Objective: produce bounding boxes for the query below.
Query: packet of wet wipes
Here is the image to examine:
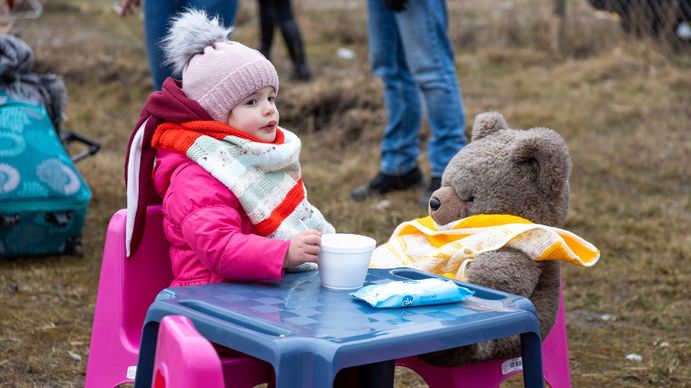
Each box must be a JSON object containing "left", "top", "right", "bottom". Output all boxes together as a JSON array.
[{"left": 350, "top": 278, "right": 474, "bottom": 308}]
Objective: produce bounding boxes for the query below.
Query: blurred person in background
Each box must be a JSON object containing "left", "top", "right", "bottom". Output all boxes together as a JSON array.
[
  {"left": 1, "top": 1, "right": 12, "bottom": 33},
  {"left": 117, "top": 0, "right": 238, "bottom": 90},
  {"left": 351, "top": 0, "right": 467, "bottom": 206},
  {"left": 256, "top": 0, "right": 311, "bottom": 81}
]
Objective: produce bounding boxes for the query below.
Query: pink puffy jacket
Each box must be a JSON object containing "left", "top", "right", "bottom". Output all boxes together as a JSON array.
[{"left": 152, "top": 149, "right": 289, "bottom": 287}]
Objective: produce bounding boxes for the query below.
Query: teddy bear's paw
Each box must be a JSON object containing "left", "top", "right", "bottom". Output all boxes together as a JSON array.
[
  {"left": 419, "top": 347, "right": 470, "bottom": 367},
  {"left": 419, "top": 341, "right": 495, "bottom": 367},
  {"left": 474, "top": 340, "right": 495, "bottom": 359}
]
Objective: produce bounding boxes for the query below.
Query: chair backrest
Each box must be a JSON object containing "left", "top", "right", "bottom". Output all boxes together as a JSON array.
[
  {"left": 152, "top": 315, "right": 225, "bottom": 388},
  {"left": 151, "top": 314, "right": 274, "bottom": 388},
  {"left": 85, "top": 206, "right": 172, "bottom": 387},
  {"left": 396, "top": 283, "right": 571, "bottom": 388},
  {"left": 121, "top": 206, "right": 173, "bottom": 345}
]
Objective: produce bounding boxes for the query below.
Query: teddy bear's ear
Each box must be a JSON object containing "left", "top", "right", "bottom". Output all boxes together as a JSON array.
[
  {"left": 472, "top": 111, "right": 509, "bottom": 141},
  {"left": 511, "top": 128, "right": 572, "bottom": 197}
]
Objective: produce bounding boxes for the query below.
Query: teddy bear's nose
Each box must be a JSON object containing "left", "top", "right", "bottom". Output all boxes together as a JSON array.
[{"left": 429, "top": 196, "right": 441, "bottom": 211}]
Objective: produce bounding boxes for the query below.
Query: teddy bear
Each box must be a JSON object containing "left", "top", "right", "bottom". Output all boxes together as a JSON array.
[
  {"left": 370, "top": 110, "right": 600, "bottom": 365},
  {"left": 417, "top": 111, "right": 573, "bottom": 366}
]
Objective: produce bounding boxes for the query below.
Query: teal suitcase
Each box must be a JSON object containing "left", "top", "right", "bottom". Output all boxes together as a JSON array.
[{"left": 0, "top": 94, "right": 94, "bottom": 257}]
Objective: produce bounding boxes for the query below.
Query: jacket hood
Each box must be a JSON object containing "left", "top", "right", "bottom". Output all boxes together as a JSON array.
[
  {"left": 140, "top": 77, "right": 213, "bottom": 125},
  {"left": 125, "top": 77, "right": 213, "bottom": 256}
]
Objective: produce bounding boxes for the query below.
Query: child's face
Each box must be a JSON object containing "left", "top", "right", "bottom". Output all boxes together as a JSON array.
[{"left": 227, "top": 86, "right": 279, "bottom": 142}]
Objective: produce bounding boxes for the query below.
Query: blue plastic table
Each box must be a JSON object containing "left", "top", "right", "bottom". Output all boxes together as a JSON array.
[{"left": 134, "top": 268, "right": 544, "bottom": 387}]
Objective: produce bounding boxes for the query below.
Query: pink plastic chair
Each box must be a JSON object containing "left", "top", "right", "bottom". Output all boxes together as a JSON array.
[
  {"left": 396, "top": 284, "right": 571, "bottom": 388},
  {"left": 85, "top": 206, "right": 272, "bottom": 387},
  {"left": 152, "top": 315, "right": 272, "bottom": 388},
  {"left": 152, "top": 315, "right": 225, "bottom": 388}
]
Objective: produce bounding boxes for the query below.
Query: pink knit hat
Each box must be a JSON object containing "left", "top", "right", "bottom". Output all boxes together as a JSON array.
[
  {"left": 163, "top": 10, "right": 279, "bottom": 122},
  {"left": 182, "top": 41, "right": 279, "bottom": 122}
]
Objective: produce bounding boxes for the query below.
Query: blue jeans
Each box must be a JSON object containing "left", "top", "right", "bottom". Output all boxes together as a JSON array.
[
  {"left": 144, "top": 0, "right": 238, "bottom": 90},
  {"left": 367, "top": 0, "right": 466, "bottom": 177}
]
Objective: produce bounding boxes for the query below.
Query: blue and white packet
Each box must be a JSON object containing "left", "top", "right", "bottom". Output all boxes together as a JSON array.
[{"left": 350, "top": 278, "right": 474, "bottom": 308}]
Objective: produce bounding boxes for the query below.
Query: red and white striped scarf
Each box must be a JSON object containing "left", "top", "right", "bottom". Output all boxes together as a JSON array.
[{"left": 151, "top": 120, "right": 334, "bottom": 239}]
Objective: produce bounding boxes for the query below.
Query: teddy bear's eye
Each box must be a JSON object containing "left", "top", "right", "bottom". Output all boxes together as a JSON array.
[{"left": 462, "top": 195, "right": 474, "bottom": 202}]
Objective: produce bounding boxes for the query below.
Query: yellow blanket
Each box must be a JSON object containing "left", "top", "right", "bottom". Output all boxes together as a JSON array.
[{"left": 370, "top": 214, "right": 600, "bottom": 281}]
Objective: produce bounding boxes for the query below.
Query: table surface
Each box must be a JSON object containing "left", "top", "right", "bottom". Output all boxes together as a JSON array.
[{"left": 136, "top": 268, "right": 543, "bottom": 387}]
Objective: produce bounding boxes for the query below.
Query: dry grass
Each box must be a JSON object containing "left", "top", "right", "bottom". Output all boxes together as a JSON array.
[{"left": 0, "top": 0, "right": 689, "bottom": 386}]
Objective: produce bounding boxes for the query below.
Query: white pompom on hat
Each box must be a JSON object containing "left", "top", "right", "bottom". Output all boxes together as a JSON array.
[{"left": 162, "top": 9, "right": 279, "bottom": 122}]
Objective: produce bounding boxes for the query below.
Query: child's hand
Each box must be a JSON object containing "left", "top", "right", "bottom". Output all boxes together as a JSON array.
[
  {"left": 115, "top": 0, "right": 140, "bottom": 17},
  {"left": 285, "top": 229, "right": 321, "bottom": 268}
]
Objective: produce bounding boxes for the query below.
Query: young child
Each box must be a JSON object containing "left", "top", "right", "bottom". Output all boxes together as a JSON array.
[{"left": 124, "top": 10, "right": 334, "bottom": 287}]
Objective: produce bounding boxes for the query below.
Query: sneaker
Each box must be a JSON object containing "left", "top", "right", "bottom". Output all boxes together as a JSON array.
[
  {"left": 351, "top": 167, "right": 423, "bottom": 201},
  {"left": 419, "top": 176, "right": 442, "bottom": 207}
]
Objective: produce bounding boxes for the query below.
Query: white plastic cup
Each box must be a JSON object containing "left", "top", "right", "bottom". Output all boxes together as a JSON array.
[{"left": 318, "top": 233, "right": 376, "bottom": 290}]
